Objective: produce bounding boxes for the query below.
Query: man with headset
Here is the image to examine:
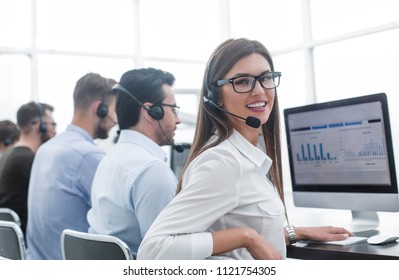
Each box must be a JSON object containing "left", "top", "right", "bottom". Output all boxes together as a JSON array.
[
  {"left": 0, "top": 119, "right": 20, "bottom": 158},
  {"left": 0, "top": 102, "right": 56, "bottom": 235},
  {"left": 26, "top": 73, "right": 118, "bottom": 259},
  {"left": 87, "top": 68, "right": 181, "bottom": 259}
]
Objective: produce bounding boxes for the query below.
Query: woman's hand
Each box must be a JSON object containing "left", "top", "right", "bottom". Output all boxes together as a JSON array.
[
  {"left": 246, "top": 231, "right": 283, "bottom": 260},
  {"left": 295, "top": 226, "right": 353, "bottom": 242}
]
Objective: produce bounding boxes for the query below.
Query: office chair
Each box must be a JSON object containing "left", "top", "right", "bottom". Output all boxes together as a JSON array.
[
  {"left": 0, "top": 220, "right": 27, "bottom": 260},
  {"left": 61, "top": 229, "right": 133, "bottom": 260},
  {"left": 0, "top": 208, "right": 22, "bottom": 227}
]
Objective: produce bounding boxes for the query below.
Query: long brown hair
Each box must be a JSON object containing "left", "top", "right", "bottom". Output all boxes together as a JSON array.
[{"left": 176, "top": 38, "right": 284, "bottom": 204}]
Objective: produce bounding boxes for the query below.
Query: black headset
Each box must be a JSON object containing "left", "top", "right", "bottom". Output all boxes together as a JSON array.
[
  {"left": 146, "top": 104, "right": 164, "bottom": 121},
  {"left": 3, "top": 137, "right": 11, "bottom": 146},
  {"left": 3, "top": 129, "right": 18, "bottom": 146},
  {"left": 112, "top": 83, "right": 184, "bottom": 152},
  {"left": 36, "top": 103, "right": 47, "bottom": 134},
  {"left": 203, "top": 41, "right": 231, "bottom": 106},
  {"left": 204, "top": 71, "right": 215, "bottom": 103},
  {"left": 96, "top": 78, "right": 109, "bottom": 118},
  {"left": 112, "top": 83, "right": 164, "bottom": 121},
  {"left": 204, "top": 55, "right": 216, "bottom": 104},
  {"left": 1, "top": 120, "right": 19, "bottom": 146}
]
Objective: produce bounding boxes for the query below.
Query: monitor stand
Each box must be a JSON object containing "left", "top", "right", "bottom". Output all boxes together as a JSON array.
[{"left": 349, "top": 210, "right": 380, "bottom": 233}]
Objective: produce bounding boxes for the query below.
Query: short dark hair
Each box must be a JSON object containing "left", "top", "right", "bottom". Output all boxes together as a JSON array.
[
  {"left": 16, "top": 102, "right": 54, "bottom": 133},
  {"left": 115, "top": 68, "right": 175, "bottom": 130},
  {"left": 0, "top": 120, "right": 20, "bottom": 146},
  {"left": 73, "top": 73, "right": 117, "bottom": 112}
]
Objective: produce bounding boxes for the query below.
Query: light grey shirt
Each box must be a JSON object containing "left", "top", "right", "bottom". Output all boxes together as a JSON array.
[{"left": 87, "top": 130, "right": 177, "bottom": 259}]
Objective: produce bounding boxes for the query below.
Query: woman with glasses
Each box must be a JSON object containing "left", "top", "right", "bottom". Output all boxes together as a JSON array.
[{"left": 138, "top": 38, "right": 351, "bottom": 260}]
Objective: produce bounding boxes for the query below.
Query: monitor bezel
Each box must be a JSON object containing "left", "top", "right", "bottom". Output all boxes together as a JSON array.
[{"left": 284, "top": 92, "right": 398, "bottom": 194}]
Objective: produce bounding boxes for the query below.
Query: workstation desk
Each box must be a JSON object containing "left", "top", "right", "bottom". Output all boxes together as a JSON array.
[
  {"left": 285, "top": 194, "right": 399, "bottom": 260},
  {"left": 287, "top": 229, "right": 399, "bottom": 260}
]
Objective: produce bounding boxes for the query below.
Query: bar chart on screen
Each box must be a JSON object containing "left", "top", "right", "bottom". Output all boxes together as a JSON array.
[{"left": 290, "top": 115, "right": 391, "bottom": 185}]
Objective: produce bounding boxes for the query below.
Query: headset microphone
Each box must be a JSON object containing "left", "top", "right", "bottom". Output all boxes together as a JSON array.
[
  {"left": 157, "top": 121, "right": 185, "bottom": 153},
  {"left": 203, "top": 96, "right": 261, "bottom": 129},
  {"left": 173, "top": 143, "right": 185, "bottom": 153}
]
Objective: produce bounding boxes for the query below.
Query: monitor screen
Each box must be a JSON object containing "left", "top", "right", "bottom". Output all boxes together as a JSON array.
[{"left": 284, "top": 93, "right": 398, "bottom": 231}]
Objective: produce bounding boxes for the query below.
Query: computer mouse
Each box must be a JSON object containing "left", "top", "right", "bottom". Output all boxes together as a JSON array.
[{"left": 367, "top": 234, "right": 399, "bottom": 245}]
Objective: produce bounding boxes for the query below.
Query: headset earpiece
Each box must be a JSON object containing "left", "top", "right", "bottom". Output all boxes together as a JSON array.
[
  {"left": 96, "top": 78, "right": 109, "bottom": 118},
  {"left": 3, "top": 138, "right": 11, "bottom": 146},
  {"left": 112, "top": 83, "right": 164, "bottom": 121},
  {"left": 39, "top": 122, "right": 47, "bottom": 134},
  {"left": 36, "top": 103, "right": 48, "bottom": 134},
  {"left": 204, "top": 52, "right": 217, "bottom": 104},
  {"left": 206, "top": 88, "right": 214, "bottom": 103},
  {"left": 147, "top": 105, "right": 164, "bottom": 121},
  {"left": 96, "top": 102, "right": 108, "bottom": 119},
  {"left": 204, "top": 40, "right": 235, "bottom": 104}
]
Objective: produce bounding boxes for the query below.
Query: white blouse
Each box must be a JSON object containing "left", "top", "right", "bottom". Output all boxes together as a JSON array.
[{"left": 137, "top": 130, "right": 286, "bottom": 260}]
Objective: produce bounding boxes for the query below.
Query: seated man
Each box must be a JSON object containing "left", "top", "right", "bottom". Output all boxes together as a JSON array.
[
  {"left": 0, "top": 102, "right": 56, "bottom": 235},
  {"left": 87, "top": 68, "right": 181, "bottom": 259},
  {"left": 26, "top": 73, "right": 117, "bottom": 259}
]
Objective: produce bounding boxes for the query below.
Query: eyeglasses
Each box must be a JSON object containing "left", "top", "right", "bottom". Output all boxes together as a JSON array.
[
  {"left": 161, "top": 104, "right": 180, "bottom": 116},
  {"left": 46, "top": 122, "right": 57, "bottom": 128},
  {"left": 31, "top": 121, "right": 57, "bottom": 128},
  {"left": 216, "top": 71, "right": 281, "bottom": 93}
]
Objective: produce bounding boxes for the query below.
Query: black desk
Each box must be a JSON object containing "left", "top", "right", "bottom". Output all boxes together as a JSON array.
[{"left": 287, "top": 230, "right": 399, "bottom": 260}]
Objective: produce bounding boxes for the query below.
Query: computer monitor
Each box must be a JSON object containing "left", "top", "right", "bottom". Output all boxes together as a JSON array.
[
  {"left": 170, "top": 143, "right": 191, "bottom": 179},
  {"left": 284, "top": 93, "right": 399, "bottom": 232}
]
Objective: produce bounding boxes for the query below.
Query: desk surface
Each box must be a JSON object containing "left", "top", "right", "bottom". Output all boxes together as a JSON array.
[
  {"left": 285, "top": 193, "right": 399, "bottom": 260},
  {"left": 287, "top": 230, "right": 399, "bottom": 260}
]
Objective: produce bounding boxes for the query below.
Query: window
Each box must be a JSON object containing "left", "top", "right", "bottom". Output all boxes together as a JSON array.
[
  {"left": 230, "top": 0, "right": 303, "bottom": 51},
  {"left": 0, "top": 55, "right": 31, "bottom": 119},
  {"left": 140, "top": 0, "right": 220, "bottom": 61},
  {"left": 0, "top": 0, "right": 31, "bottom": 48},
  {"left": 314, "top": 29, "right": 399, "bottom": 148},
  {"left": 311, "top": 0, "right": 399, "bottom": 40},
  {"left": 36, "top": 0, "right": 135, "bottom": 54},
  {"left": 1, "top": 0, "right": 398, "bottom": 177}
]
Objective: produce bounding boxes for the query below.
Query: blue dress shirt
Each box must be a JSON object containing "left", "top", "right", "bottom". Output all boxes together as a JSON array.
[
  {"left": 87, "top": 130, "right": 177, "bottom": 259},
  {"left": 26, "top": 125, "right": 105, "bottom": 259}
]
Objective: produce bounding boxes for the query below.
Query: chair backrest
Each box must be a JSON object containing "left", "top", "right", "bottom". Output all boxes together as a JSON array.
[
  {"left": 0, "top": 208, "right": 22, "bottom": 227},
  {"left": 61, "top": 229, "right": 133, "bottom": 260},
  {"left": 0, "top": 220, "right": 26, "bottom": 260}
]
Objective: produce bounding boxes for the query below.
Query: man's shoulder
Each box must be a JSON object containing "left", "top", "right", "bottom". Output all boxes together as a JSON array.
[
  {"left": 40, "top": 130, "right": 104, "bottom": 155},
  {"left": 3, "top": 146, "right": 34, "bottom": 162}
]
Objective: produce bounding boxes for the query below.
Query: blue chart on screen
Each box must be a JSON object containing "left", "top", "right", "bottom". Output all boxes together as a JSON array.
[{"left": 284, "top": 93, "right": 398, "bottom": 231}]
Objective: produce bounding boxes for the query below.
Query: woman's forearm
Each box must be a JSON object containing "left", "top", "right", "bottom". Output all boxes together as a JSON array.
[
  {"left": 212, "top": 228, "right": 257, "bottom": 255},
  {"left": 211, "top": 228, "right": 283, "bottom": 260}
]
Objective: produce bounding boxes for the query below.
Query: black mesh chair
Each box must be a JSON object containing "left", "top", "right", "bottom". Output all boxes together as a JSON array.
[
  {"left": 0, "top": 220, "right": 26, "bottom": 260},
  {"left": 61, "top": 229, "right": 133, "bottom": 260}
]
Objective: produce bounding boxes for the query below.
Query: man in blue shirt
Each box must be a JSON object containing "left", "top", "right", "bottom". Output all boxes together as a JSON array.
[
  {"left": 26, "top": 73, "right": 118, "bottom": 259},
  {"left": 0, "top": 102, "right": 56, "bottom": 235},
  {"left": 87, "top": 68, "right": 181, "bottom": 259}
]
